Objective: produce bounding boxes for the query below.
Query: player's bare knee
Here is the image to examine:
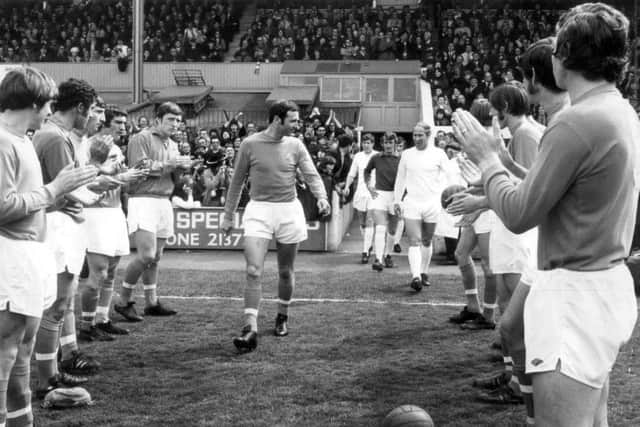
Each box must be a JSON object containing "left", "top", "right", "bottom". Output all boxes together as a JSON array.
[
  {"left": 46, "top": 299, "right": 69, "bottom": 321},
  {"left": 0, "top": 323, "right": 21, "bottom": 343},
  {"left": 90, "top": 269, "right": 108, "bottom": 286},
  {"left": 421, "top": 238, "right": 432, "bottom": 247},
  {"left": 454, "top": 249, "right": 470, "bottom": 266},
  {"left": 246, "top": 264, "right": 262, "bottom": 280},
  {"left": 278, "top": 266, "right": 293, "bottom": 281},
  {"left": 480, "top": 259, "right": 493, "bottom": 276},
  {"left": 137, "top": 251, "right": 156, "bottom": 266}
]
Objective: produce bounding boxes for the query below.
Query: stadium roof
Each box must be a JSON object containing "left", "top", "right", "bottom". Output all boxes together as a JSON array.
[
  {"left": 151, "top": 86, "right": 213, "bottom": 104},
  {"left": 280, "top": 60, "right": 421, "bottom": 75},
  {"left": 266, "top": 86, "right": 319, "bottom": 105}
]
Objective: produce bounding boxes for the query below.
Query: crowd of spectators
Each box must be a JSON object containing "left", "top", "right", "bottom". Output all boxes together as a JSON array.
[
  {"left": 233, "top": 2, "right": 433, "bottom": 63},
  {"left": 2, "top": 0, "right": 636, "bottom": 123},
  {"left": 0, "top": 0, "right": 239, "bottom": 63},
  {"left": 425, "top": 5, "right": 562, "bottom": 125}
]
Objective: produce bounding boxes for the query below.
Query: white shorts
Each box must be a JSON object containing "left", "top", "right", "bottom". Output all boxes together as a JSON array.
[
  {"left": 369, "top": 190, "right": 395, "bottom": 214},
  {"left": 45, "top": 211, "right": 88, "bottom": 275},
  {"left": 435, "top": 210, "right": 460, "bottom": 239},
  {"left": 85, "top": 208, "right": 130, "bottom": 257},
  {"left": 520, "top": 228, "right": 539, "bottom": 286},
  {"left": 472, "top": 210, "right": 496, "bottom": 234},
  {"left": 403, "top": 197, "right": 441, "bottom": 223},
  {"left": 489, "top": 220, "right": 536, "bottom": 274},
  {"left": 127, "top": 197, "right": 174, "bottom": 239},
  {"left": 352, "top": 189, "right": 372, "bottom": 212},
  {"left": 242, "top": 199, "right": 307, "bottom": 244},
  {"left": 524, "top": 264, "right": 637, "bottom": 388},
  {"left": 0, "top": 234, "right": 56, "bottom": 318}
]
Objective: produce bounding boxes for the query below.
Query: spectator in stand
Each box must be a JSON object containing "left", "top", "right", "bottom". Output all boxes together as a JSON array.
[
  {"left": 171, "top": 173, "right": 201, "bottom": 209},
  {"left": 435, "top": 109, "right": 452, "bottom": 126},
  {"left": 204, "top": 137, "right": 225, "bottom": 172},
  {"left": 178, "top": 140, "right": 192, "bottom": 157}
]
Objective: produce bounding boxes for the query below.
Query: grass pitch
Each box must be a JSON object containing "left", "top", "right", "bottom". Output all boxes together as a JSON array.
[{"left": 33, "top": 254, "right": 640, "bottom": 426}]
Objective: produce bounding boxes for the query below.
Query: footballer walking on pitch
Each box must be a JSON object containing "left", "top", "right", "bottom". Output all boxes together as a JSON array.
[
  {"left": 364, "top": 133, "right": 401, "bottom": 272},
  {"left": 222, "top": 100, "right": 329, "bottom": 353},
  {"left": 0, "top": 67, "right": 97, "bottom": 427},
  {"left": 394, "top": 122, "right": 452, "bottom": 292},
  {"left": 343, "top": 133, "right": 378, "bottom": 264}
]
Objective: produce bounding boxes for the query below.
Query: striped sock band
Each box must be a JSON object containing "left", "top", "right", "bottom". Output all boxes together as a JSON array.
[
  {"left": 244, "top": 308, "right": 258, "bottom": 316},
  {"left": 243, "top": 308, "right": 259, "bottom": 332},
  {"left": 96, "top": 306, "right": 109, "bottom": 315},
  {"left": 34, "top": 351, "right": 58, "bottom": 361},
  {"left": 59, "top": 334, "right": 76, "bottom": 347},
  {"left": 464, "top": 289, "right": 478, "bottom": 295},
  {"left": 503, "top": 356, "right": 513, "bottom": 372},
  {"left": 7, "top": 405, "right": 31, "bottom": 420},
  {"left": 520, "top": 384, "right": 533, "bottom": 394},
  {"left": 122, "top": 282, "right": 136, "bottom": 289}
]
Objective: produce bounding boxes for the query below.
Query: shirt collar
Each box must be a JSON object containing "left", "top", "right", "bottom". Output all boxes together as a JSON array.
[
  {"left": 572, "top": 83, "right": 618, "bottom": 105},
  {"left": 151, "top": 127, "right": 171, "bottom": 145}
]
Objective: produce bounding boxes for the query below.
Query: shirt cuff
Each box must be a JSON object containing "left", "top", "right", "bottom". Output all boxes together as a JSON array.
[{"left": 478, "top": 153, "right": 504, "bottom": 181}]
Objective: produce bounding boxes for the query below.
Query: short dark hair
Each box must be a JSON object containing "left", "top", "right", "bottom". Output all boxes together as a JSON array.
[
  {"left": 104, "top": 107, "right": 127, "bottom": 128},
  {"left": 337, "top": 134, "right": 352, "bottom": 148},
  {"left": 54, "top": 78, "right": 97, "bottom": 113},
  {"left": 519, "top": 37, "right": 563, "bottom": 93},
  {"left": 469, "top": 99, "right": 493, "bottom": 127},
  {"left": 489, "top": 82, "right": 529, "bottom": 116},
  {"left": 362, "top": 133, "right": 374, "bottom": 142},
  {"left": 383, "top": 131, "right": 397, "bottom": 142},
  {"left": 94, "top": 96, "right": 106, "bottom": 109},
  {"left": 555, "top": 2, "right": 629, "bottom": 82},
  {"left": 156, "top": 101, "right": 182, "bottom": 119},
  {"left": 0, "top": 66, "right": 57, "bottom": 112},
  {"left": 268, "top": 99, "right": 299, "bottom": 124}
]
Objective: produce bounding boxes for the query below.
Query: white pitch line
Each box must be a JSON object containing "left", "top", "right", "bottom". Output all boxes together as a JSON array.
[{"left": 160, "top": 295, "right": 466, "bottom": 307}]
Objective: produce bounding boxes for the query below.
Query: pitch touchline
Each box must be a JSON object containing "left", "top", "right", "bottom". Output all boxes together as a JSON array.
[{"left": 159, "top": 295, "right": 466, "bottom": 307}]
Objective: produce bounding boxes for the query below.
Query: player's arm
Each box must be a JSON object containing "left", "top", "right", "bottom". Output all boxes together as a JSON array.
[
  {"left": 342, "top": 154, "right": 359, "bottom": 195},
  {"left": 223, "top": 140, "right": 250, "bottom": 218},
  {"left": 39, "top": 134, "right": 74, "bottom": 181},
  {"left": 0, "top": 150, "right": 57, "bottom": 223},
  {"left": 127, "top": 132, "right": 156, "bottom": 172},
  {"left": 297, "top": 140, "right": 328, "bottom": 202},
  {"left": 0, "top": 152, "right": 96, "bottom": 225},
  {"left": 499, "top": 131, "right": 538, "bottom": 179},
  {"left": 38, "top": 134, "right": 84, "bottom": 208},
  {"left": 500, "top": 155, "right": 529, "bottom": 180},
  {"left": 344, "top": 155, "right": 359, "bottom": 188},
  {"left": 393, "top": 151, "right": 408, "bottom": 205},
  {"left": 363, "top": 154, "right": 377, "bottom": 188},
  {"left": 483, "top": 122, "right": 586, "bottom": 234}
]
